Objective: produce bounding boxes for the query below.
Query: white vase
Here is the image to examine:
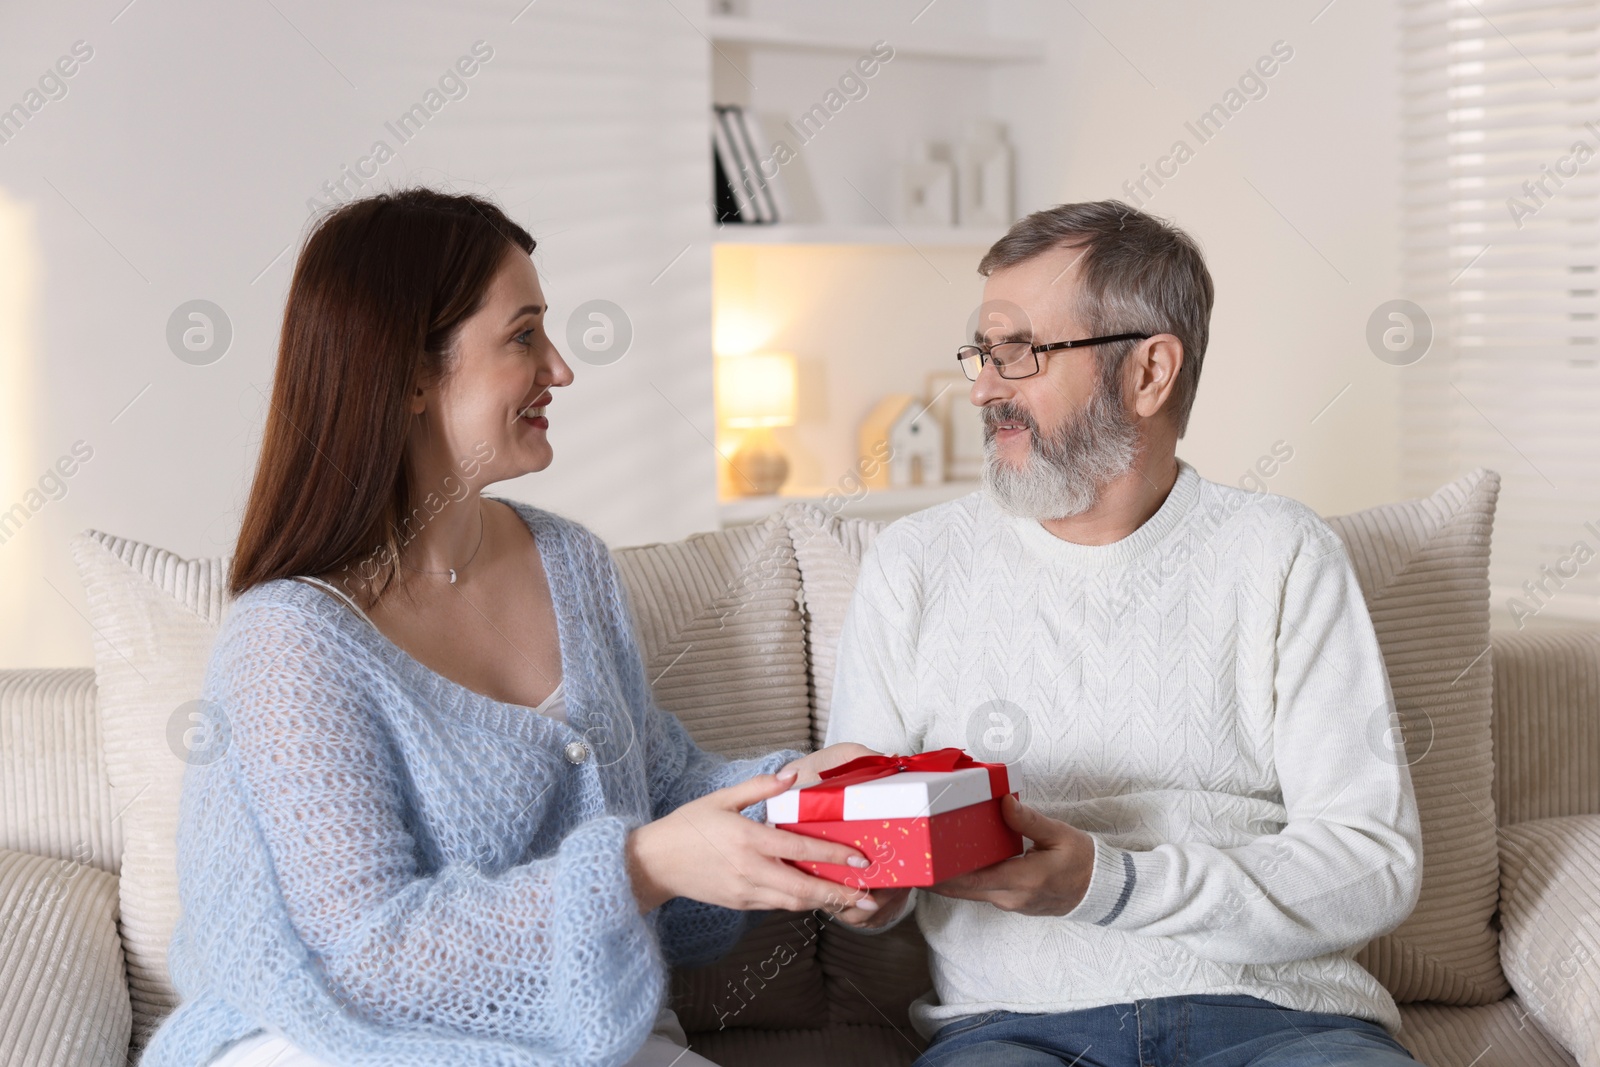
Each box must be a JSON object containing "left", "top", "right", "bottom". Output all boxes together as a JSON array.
[
  {"left": 899, "top": 141, "right": 956, "bottom": 227},
  {"left": 957, "top": 119, "right": 1013, "bottom": 228}
]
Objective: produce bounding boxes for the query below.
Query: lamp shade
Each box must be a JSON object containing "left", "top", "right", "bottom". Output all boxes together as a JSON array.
[{"left": 717, "top": 351, "right": 797, "bottom": 428}]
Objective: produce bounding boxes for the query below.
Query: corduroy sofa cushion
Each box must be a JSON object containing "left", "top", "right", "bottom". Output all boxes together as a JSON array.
[
  {"left": 0, "top": 847, "right": 132, "bottom": 1067},
  {"left": 1397, "top": 999, "right": 1577, "bottom": 1067},
  {"left": 669, "top": 910, "right": 830, "bottom": 1033},
  {"left": 1488, "top": 630, "right": 1600, "bottom": 825},
  {"left": 0, "top": 667, "right": 121, "bottom": 876}
]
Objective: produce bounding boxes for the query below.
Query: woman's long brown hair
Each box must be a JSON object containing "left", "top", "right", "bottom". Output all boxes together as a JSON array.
[{"left": 228, "top": 188, "right": 536, "bottom": 607}]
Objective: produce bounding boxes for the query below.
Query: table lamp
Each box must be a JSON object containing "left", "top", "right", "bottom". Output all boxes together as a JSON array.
[{"left": 717, "top": 350, "right": 797, "bottom": 496}]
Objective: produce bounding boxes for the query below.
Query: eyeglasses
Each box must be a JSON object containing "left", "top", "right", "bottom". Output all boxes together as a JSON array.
[{"left": 956, "top": 333, "right": 1152, "bottom": 381}]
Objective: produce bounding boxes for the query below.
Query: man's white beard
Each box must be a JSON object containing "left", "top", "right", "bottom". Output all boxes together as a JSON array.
[{"left": 980, "top": 385, "right": 1141, "bottom": 520}]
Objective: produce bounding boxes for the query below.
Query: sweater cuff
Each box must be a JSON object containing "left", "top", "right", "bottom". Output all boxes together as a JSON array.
[{"left": 1062, "top": 834, "right": 1137, "bottom": 926}]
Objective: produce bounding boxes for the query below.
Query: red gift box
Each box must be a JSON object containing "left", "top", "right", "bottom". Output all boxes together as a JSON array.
[{"left": 765, "top": 748, "right": 1023, "bottom": 888}]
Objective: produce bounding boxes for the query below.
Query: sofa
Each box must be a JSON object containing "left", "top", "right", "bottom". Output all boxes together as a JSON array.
[{"left": 1, "top": 469, "right": 1596, "bottom": 1067}]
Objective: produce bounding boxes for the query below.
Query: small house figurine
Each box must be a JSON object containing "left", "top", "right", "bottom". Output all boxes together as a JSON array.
[{"left": 860, "top": 394, "right": 945, "bottom": 489}]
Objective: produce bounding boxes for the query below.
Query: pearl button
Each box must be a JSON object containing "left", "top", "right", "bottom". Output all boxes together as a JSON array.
[{"left": 563, "top": 740, "right": 589, "bottom": 764}]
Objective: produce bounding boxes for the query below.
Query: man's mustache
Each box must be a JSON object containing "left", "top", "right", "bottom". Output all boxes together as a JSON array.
[{"left": 982, "top": 402, "right": 1037, "bottom": 437}]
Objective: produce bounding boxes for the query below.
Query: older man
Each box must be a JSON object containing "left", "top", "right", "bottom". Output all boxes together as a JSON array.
[{"left": 826, "top": 201, "right": 1422, "bottom": 1066}]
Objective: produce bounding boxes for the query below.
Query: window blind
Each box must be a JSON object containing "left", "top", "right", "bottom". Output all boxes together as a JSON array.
[{"left": 1402, "top": 0, "right": 1600, "bottom": 625}]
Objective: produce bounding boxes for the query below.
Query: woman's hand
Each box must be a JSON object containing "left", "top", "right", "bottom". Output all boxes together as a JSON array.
[
  {"left": 626, "top": 769, "right": 881, "bottom": 916},
  {"left": 832, "top": 886, "right": 913, "bottom": 930},
  {"left": 773, "top": 744, "right": 906, "bottom": 926},
  {"left": 778, "top": 742, "right": 881, "bottom": 786},
  {"left": 768, "top": 745, "right": 918, "bottom": 928}
]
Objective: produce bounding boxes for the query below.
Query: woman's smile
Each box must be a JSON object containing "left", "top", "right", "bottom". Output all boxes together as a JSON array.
[{"left": 517, "top": 394, "right": 551, "bottom": 430}]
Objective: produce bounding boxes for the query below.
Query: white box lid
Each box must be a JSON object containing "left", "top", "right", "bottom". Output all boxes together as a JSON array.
[{"left": 766, "top": 766, "right": 995, "bottom": 824}]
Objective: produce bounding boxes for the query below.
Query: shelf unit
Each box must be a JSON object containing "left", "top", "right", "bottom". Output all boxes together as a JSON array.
[
  {"left": 705, "top": 7, "right": 1043, "bottom": 246},
  {"left": 705, "top": 15, "right": 1044, "bottom": 64},
  {"left": 719, "top": 479, "right": 981, "bottom": 529},
  {"left": 706, "top": 4, "right": 1040, "bottom": 522}
]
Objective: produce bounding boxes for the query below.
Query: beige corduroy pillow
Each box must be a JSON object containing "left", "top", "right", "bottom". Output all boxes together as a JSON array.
[
  {"left": 68, "top": 530, "right": 229, "bottom": 1045},
  {"left": 0, "top": 847, "right": 132, "bottom": 1067},
  {"left": 789, "top": 471, "right": 1508, "bottom": 1007},
  {"left": 611, "top": 510, "right": 812, "bottom": 759},
  {"left": 783, "top": 502, "right": 896, "bottom": 750},
  {"left": 1327, "top": 469, "right": 1507, "bottom": 1004},
  {"left": 1497, "top": 815, "right": 1600, "bottom": 1065}
]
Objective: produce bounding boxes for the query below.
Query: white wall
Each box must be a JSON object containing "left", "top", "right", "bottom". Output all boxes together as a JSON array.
[{"left": 0, "top": 0, "right": 718, "bottom": 668}]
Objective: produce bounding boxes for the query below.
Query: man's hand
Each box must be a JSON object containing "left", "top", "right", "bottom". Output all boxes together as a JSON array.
[
  {"left": 927, "top": 794, "right": 1098, "bottom": 916},
  {"left": 778, "top": 742, "right": 880, "bottom": 786}
]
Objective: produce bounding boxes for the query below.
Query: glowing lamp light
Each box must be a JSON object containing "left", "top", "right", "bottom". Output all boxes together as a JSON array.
[
  {"left": 717, "top": 351, "right": 797, "bottom": 495},
  {"left": 712, "top": 306, "right": 777, "bottom": 359},
  {"left": 718, "top": 351, "right": 797, "bottom": 429}
]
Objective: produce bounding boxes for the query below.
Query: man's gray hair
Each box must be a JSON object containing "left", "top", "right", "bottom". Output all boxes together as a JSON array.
[{"left": 978, "top": 201, "right": 1214, "bottom": 438}]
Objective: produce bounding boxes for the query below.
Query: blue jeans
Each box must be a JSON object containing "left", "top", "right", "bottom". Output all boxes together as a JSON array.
[{"left": 912, "top": 994, "right": 1417, "bottom": 1067}]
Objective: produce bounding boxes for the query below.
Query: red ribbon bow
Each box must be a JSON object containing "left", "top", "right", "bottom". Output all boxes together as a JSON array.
[{"left": 795, "top": 747, "right": 1010, "bottom": 822}]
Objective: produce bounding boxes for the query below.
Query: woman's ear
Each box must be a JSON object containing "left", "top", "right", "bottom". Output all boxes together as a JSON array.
[{"left": 1132, "top": 334, "right": 1184, "bottom": 421}]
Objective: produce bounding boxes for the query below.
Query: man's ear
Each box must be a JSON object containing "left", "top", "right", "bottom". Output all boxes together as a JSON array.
[{"left": 1131, "top": 334, "right": 1184, "bottom": 421}]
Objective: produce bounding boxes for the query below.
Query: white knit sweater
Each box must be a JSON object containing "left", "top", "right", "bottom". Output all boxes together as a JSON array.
[{"left": 824, "top": 460, "right": 1421, "bottom": 1038}]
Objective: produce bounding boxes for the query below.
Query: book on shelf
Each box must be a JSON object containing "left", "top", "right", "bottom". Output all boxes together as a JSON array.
[
  {"left": 733, "top": 107, "right": 788, "bottom": 220},
  {"left": 713, "top": 105, "right": 762, "bottom": 222},
  {"left": 711, "top": 104, "right": 783, "bottom": 224},
  {"left": 711, "top": 138, "right": 744, "bottom": 224}
]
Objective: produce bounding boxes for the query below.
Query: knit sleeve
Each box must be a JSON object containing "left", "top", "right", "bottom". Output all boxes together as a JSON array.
[
  {"left": 822, "top": 531, "right": 922, "bottom": 754},
  {"left": 591, "top": 535, "right": 804, "bottom": 965},
  {"left": 202, "top": 595, "right": 663, "bottom": 1058},
  {"left": 1060, "top": 518, "right": 1424, "bottom": 964}
]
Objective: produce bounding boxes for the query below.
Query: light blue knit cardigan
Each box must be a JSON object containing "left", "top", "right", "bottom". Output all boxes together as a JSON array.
[{"left": 140, "top": 497, "right": 804, "bottom": 1067}]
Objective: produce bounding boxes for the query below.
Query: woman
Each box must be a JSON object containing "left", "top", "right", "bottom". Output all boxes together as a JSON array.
[{"left": 141, "top": 188, "right": 900, "bottom": 1067}]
